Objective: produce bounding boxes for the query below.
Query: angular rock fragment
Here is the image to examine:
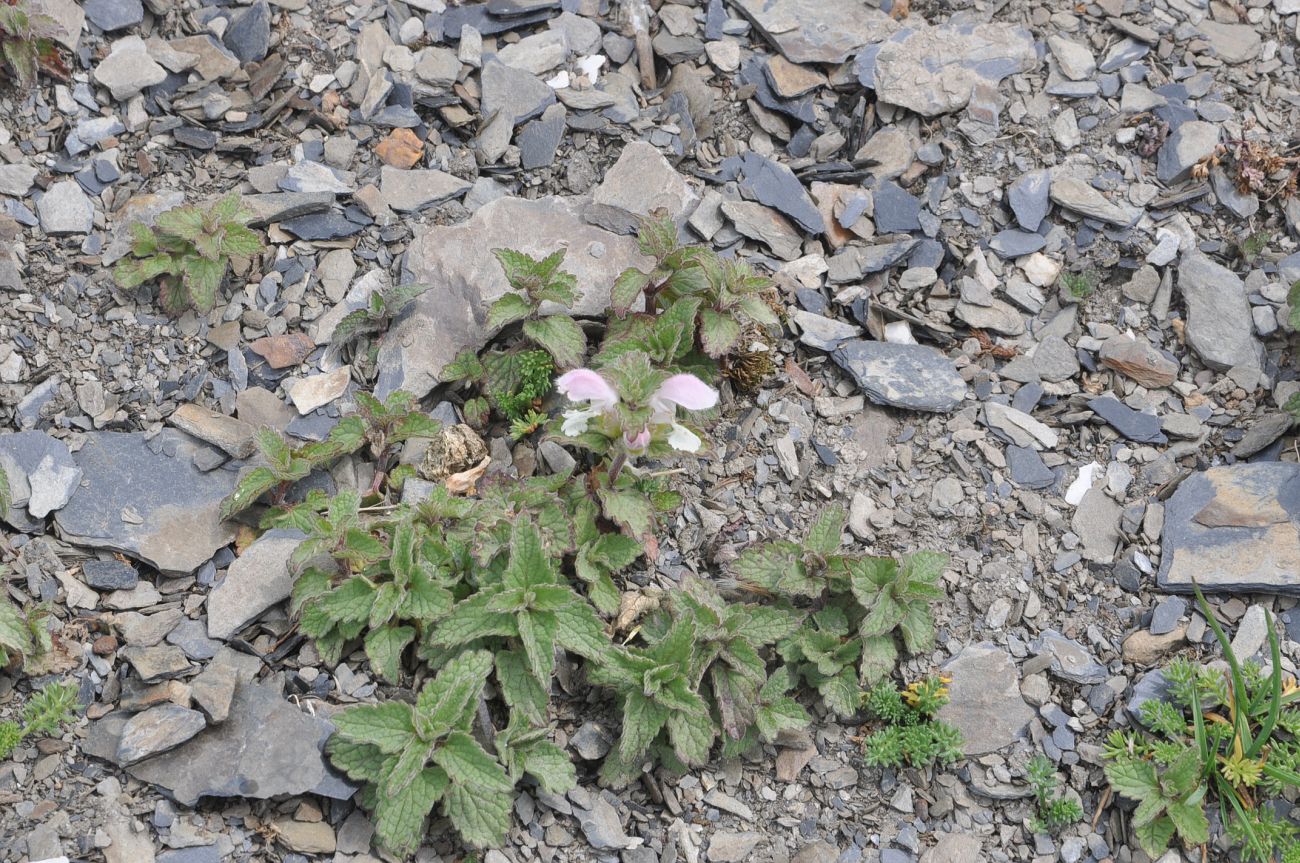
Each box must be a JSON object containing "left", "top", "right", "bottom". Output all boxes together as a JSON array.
[
  {"left": 53, "top": 431, "right": 238, "bottom": 575},
  {"left": 732, "top": 0, "right": 899, "bottom": 64},
  {"left": 1177, "top": 252, "right": 1262, "bottom": 371},
  {"left": 1159, "top": 463, "right": 1300, "bottom": 594},
  {"left": 938, "top": 643, "right": 1034, "bottom": 755},
  {"left": 206, "top": 529, "right": 304, "bottom": 640},
  {"left": 587, "top": 141, "right": 699, "bottom": 234},
  {"left": 0, "top": 431, "right": 82, "bottom": 528},
  {"left": 831, "top": 341, "right": 966, "bottom": 413},
  {"left": 87, "top": 680, "right": 356, "bottom": 806}
]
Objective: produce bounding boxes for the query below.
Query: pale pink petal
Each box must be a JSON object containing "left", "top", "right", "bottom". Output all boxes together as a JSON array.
[
  {"left": 623, "top": 426, "right": 651, "bottom": 452},
  {"left": 556, "top": 368, "right": 619, "bottom": 409},
  {"left": 651, "top": 374, "right": 718, "bottom": 413}
]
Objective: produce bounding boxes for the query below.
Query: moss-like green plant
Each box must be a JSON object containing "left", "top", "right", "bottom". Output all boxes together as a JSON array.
[
  {"left": 1027, "top": 754, "right": 1084, "bottom": 834},
  {"left": 1060, "top": 270, "right": 1095, "bottom": 300},
  {"left": 861, "top": 677, "right": 962, "bottom": 769},
  {"left": 0, "top": 681, "right": 78, "bottom": 760},
  {"left": 113, "top": 192, "right": 261, "bottom": 315}
]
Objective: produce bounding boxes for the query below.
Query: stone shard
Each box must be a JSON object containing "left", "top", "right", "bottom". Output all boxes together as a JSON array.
[
  {"left": 831, "top": 341, "right": 966, "bottom": 413},
  {"left": 938, "top": 643, "right": 1034, "bottom": 755},
  {"left": 87, "top": 680, "right": 357, "bottom": 806},
  {"left": 1159, "top": 463, "right": 1300, "bottom": 594},
  {"left": 1156, "top": 121, "right": 1220, "bottom": 185},
  {"left": 1049, "top": 175, "right": 1139, "bottom": 226},
  {"left": 0, "top": 431, "right": 82, "bottom": 528},
  {"left": 377, "top": 196, "right": 650, "bottom": 400},
  {"left": 117, "top": 705, "right": 207, "bottom": 765},
  {"left": 721, "top": 200, "right": 803, "bottom": 261},
  {"left": 724, "top": 152, "right": 824, "bottom": 235},
  {"left": 870, "top": 20, "right": 1037, "bottom": 117},
  {"left": 206, "top": 529, "right": 304, "bottom": 640},
  {"left": 1177, "top": 251, "right": 1262, "bottom": 371},
  {"left": 587, "top": 141, "right": 699, "bottom": 235},
  {"left": 168, "top": 404, "right": 257, "bottom": 459},
  {"left": 379, "top": 166, "right": 471, "bottom": 212},
  {"left": 731, "top": 0, "right": 900, "bottom": 64},
  {"left": 52, "top": 431, "right": 239, "bottom": 575},
  {"left": 1099, "top": 336, "right": 1179, "bottom": 387},
  {"left": 1008, "top": 169, "right": 1050, "bottom": 232}
]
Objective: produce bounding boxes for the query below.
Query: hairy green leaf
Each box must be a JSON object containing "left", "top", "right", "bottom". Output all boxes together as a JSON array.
[
  {"left": 333, "top": 702, "right": 417, "bottom": 754},
  {"left": 523, "top": 315, "right": 586, "bottom": 369}
]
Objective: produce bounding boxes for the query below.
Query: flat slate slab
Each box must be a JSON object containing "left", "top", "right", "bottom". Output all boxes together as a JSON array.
[
  {"left": 1158, "top": 463, "right": 1300, "bottom": 594},
  {"left": 732, "top": 0, "right": 899, "bottom": 64},
  {"left": 831, "top": 340, "right": 967, "bottom": 412},
  {"left": 376, "top": 195, "right": 651, "bottom": 400},
  {"left": 52, "top": 431, "right": 238, "bottom": 575},
  {"left": 0, "top": 431, "right": 82, "bottom": 530},
  {"left": 86, "top": 679, "right": 356, "bottom": 806}
]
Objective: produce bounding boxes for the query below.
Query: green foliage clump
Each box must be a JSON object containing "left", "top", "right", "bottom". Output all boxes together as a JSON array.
[
  {"left": 0, "top": 1, "right": 63, "bottom": 87},
  {"left": 114, "top": 192, "right": 261, "bottom": 315},
  {"left": 1059, "top": 270, "right": 1095, "bottom": 300},
  {"left": 860, "top": 677, "right": 962, "bottom": 769},
  {"left": 331, "top": 283, "right": 433, "bottom": 377},
  {"left": 0, "top": 681, "right": 79, "bottom": 760},
  {"left": 0, "top": 584, "right": 52, "bottom": 669},
  {"left": 1026, "top": 754, "right": 1083, "bottom": 834},
  {"left": 736, "top": 505, "right": 946, "bottom": 716},
  {"left": 1103, "top": 586, "right": 1300, "bottom": 862},
  {"left": 609, "top": 216, "right": 778, "bottom": 359}
]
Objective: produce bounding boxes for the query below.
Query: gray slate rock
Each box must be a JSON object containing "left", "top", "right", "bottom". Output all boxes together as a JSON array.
[
  {"left": 1158, "top": 463, "right": 1300, "bottom": 593},
  {"left": 377, "top": 196, "right": 649, "bottom": 400},
  {"left": 1177, "top": 251, "right": 1263, "bottom": 371},
  {"left": 87, "top": 680, "right": 357, "bottom": 806},
  {"left": 1150, "top": 596, "right": 1186, "bottom": 636},
  {"left": 1157, "top": 121, "right": 1220, "bottom": 184},
  {"left": 988, "top": 229, "right": 1045, "bottom": 259},
  {"left": 518, "top": 103, "right": 567, "bottom": 171},
  {"left": 82, "top": 559, "right": 139, "bottom": 591},
  {"left": 938, "top": 643, "right": 1034, "bottom": 755},
  {"left": 0, "top": 431, "right": 82, "bottom": 526},
  {"left": 1033, "top": 630, "right": 1108, "bottom": 684},
  {"left": 831, "top": 340, "right": 966, "bottom": 412},
  {"left": 870, "top": 20, "right": 1037, "bottom": 117},
  {"left": 207, "top": 529, "right": 305, "bottom": 640},
  {"left": 1087, "top": 396, "right": 1167, "bottom": 444},
  {"left": 53, "top": 431, "right": 239, "bottom": 575},
  {"left": 37, "top": 180, "right": 94, "bottom": 234},
  {"left": 1049, "top": 175, "right": 1138, "bottom": 226},
  {"left": 222, "top": 0, "right": 271, "bottom": 62},
  {"left": 480, "top": 58, "right": 555, "bottom": 126},
  {"left": 117, "top": 705, "right": 207, "bottom": 765},
  {"left": 379, "top": 166, "right": 471, "bottom": 212},
  {"left": 588, "top": 141, "right": 699, "bottom": 234},
  {"left": 726, "top": 152, "right": 824, "bottom": 235},
  {"left": 1009, "top": 169, "right": 1051, "bottom": 231},
  {"left": 732, "top": 0, "right": 900, "bottom": 64},
  {"left": 83, "top": 0, "right": 142, "bottom": 31},
  {"left": 872, "top": 180, "right": 921, "bottom": 234},
  {"left": 1006, "top": 445, "right": 1056, "bottom": 489}
]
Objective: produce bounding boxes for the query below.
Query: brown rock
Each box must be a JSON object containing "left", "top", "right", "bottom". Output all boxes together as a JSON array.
[
  {"left": 1123, "top": 625, "right": 1187, "bottom": 666},
  {"left": 249, "top": 333, "right": 315, "bottom": 369},
  {"left": 274, "top": 819, "right": 337, "bottom": 854},
  {"left": 1099, "top": 336, "right": 1179, "bottom": 388},
  {"left": 168, "top": 403, "right": 257, "bottom": 459},
  {"left": 93, "top": 634, "right": 119, "bottom": 655},
  {"left": 375, "top": 128, "right": 424, "bottom": 169},
  {"left": 765, "top": 55, "right": 826, "bottom": 98}
]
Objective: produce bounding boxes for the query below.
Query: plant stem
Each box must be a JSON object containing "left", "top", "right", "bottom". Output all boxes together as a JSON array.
[{"left": 608, "top": 451, "right": 627, "bottom": 483}]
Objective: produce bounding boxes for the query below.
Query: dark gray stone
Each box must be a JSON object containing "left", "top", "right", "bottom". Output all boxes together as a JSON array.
[
  {"left": 831, "top": 340, "right": 967, "bottom": 413},
  {"left": 726, "top": 152, "right": 824, "bottom": 235},
  {"left": 1177, "top": 252, "right": 1262, "bottom": 371},
  {"left": 732, "top": 0, "right": 900, "bottom": 64},
  {"left": 280, "top": 212, "right": 365, "bottom": 241},
  {"left": 1007, "top": 445, "right": 1056, "bottom": 489},
  {"left": 1087, "top": 396, "right": 1167, "bottom": 444},
  {"left": 1158, "top": 463, "right": 1300, "bottom": 594},
  {"left": 222, "top": 0, "right": 271, "bottom": 62},
  {"left": 52, "top": 431, "right": 238, "bottom": 575},
  {"left": 480, "top": 59, "right": 555, "bottom": 126},
  {"left": 158, "top": 848, "right": 221, "bottom": 863},
  {"left": 518, "top": 103, "right": 566, "bottom": 170},
  {"left": 88, "top": 680, "right": 357, "bottom": 806},
  {"left": 1008, "top": 170, "right": 1050, "bottom": 232},
  {"left": 988, "top": 229, "right": 1045, "bottom": 259},
  {"left": 81, "top": 559, "right": 139, "bottom": 591},
  {"left": 1126, "top": 669, "right": 1172, "bottom": 724},
  {"left": 166, "top": 618, "right": 220, "bottom": 661},
  {"left": 117, "top": 705, "right": 207, "bottom": 765},
  {"left": 872, "top": 180, "right": 921, "bottom": 234},
  {"left": 0, "top": 431, "right": 82, "bottom": 528},
  {"left": 1150, "top": 596, "right": 1186, "bottom": 636},
  {"left": 83, "top": 0, "right": 143, "bottom": 31},
  {"left": 173, "top": 126, "right": 218, "bottom": 150},
  {"left": 826, "top": 240, "right": 917, "bottom": 283}
]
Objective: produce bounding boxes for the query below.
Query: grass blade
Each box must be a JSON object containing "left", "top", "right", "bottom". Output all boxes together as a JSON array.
[
  {"left": 1193, "top": 582, "right": 1252, "bottom": 757},
  {"left": 1246, "top": 611, "right": 1282, "bottom": 759}
]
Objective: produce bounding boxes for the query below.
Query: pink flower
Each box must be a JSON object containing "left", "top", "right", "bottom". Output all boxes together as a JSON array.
[
  {"left": 623, "top": 427, "right": 652, "bottom": 452},
  {"left": 556, "top": 369, "right": 619, "bottom": 410},
  {"left": 650, "top": 374, "right": 718, "bottom": 416}
]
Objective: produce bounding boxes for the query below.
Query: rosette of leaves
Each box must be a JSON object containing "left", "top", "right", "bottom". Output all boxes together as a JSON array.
[
  {"left": 1026, "top": 754, "right": 1084, "bottom": 834},
  {"left": 329, "top": 282, "right": 433, "bottom": 373},
  {"left": 443, "top": 347, "right": 555, "bottom": 430},
  {"left": 0, "top": 1, "right": 65, "bottom": 86},
  {"left": 1102, "top": 585, "right": 1300, "bottom": 862},
  {"left": 640, "top": 578, "right": 808, "bottom": 753},
  {"left": 738, "top": 506, "right": 946, "bottom": 713},
  {"left": 327, "top": 649, "right": 571, "bottom": 855},
  {"left": 113, "top": 192, "right": 261, "bottom": 315},
  {"left": 220, "top": 392, "right": 441, "bottom": 521},
  {"left": 608, "top": 216, "right": 778, "bottom": 361},
  {"left": 429, "top": 518, "right": 609, "bottom": 727},
  {"left": 860, "top": 677, "right": 963, "bottom": 769},
  {"left": 288, "top": 501, "right": 455, "bottom": 679}
]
